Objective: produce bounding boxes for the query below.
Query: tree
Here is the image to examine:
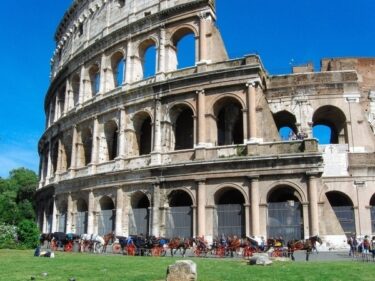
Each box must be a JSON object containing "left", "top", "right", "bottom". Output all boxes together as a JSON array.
[{"left": 17, "top": 220, "right": 40, "bottom": 248}]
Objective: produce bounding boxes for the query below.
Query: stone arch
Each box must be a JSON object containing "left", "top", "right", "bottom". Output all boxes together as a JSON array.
[
  {"left": 169, "top": 103, "right": 195, "bottom": 151},
  {"left": 98, "top": 195, "right": 115, "bottom": 235},
  {"left": 169, "top": 25, "right": 198, "bottom": 70},
  {"left": 76, "top": 197, "right": 88, "bottom": 235},
  {"left": 129, "top": 191, "right": 150, "bottom": 236},
  {"left": 212, "top": 96, "right": 245, "bottom": 146},
  {"left": 133, "top": 111, "right": 153, "bottom": 156},
  {"left": 71, "top": 73, "right": 80, "bottom": 106},
  {"left": 61, "top": 133, "right": 73, "bottom": 171},
  {"left": 57, "top": 85, "right": 66, "bottom": 119},
  {"left": 370, "top": 194, "right": 375, "bottom": 233},
  {"left": 79, "top": 127, "right": 93, "bottom": 166},
  {"left": 110, "top": 50, "right": 125, "bottom": 88},
  {"left": 214, "top": 185, "right": 246, "bottom": 237},
  {"left": 137, "top": 37, "right": 159, "bottom": 79},
  {"left": 45, "top": 200, "right": 54, "bottom": 233},
  {"left": 273, "top": 110, "right": 298, "bottom": 140},
  {"left": 166, "top": 189, "right": 194, "bottom": 238},
  {"left": 266, "top": 184, "right": 305, "bottom": 241},
  {"left": 325, "top": 191, "right": 355, "bottom": 236},
  {"left": 51, "top": 138, "right": 59, "bottom": 174},
  {"left": 88, "top": 63, "right": 100, "bottom": 97},
  {"left": 104, "top": 120, "right": 119, "bottom": 161},
  {"left": 57, "top": 200, "right": 67, "bottom": 233},
  {"left": 312, "top": 105, "right": 348, "bottom": 144}
]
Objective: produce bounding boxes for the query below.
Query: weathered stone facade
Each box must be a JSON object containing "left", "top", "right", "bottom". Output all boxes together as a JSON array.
[{"left": 37, "top": 0, "right": 375, "bottom": 244}]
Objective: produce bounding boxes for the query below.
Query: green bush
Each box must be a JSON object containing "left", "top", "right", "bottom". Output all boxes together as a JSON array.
[
  {"left": 0, "top": 223, "right": 18, "bottom": 249},
  {"left": 17, "top": 220, "right": 40, "bottom": 249}
]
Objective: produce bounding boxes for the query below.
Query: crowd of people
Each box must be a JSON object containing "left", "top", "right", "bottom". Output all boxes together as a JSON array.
[{"left": 347, "top": 235, "right": 375, "bottom": 261}]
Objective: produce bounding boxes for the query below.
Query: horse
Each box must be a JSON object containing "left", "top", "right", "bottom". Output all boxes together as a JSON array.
[
  {"left": 193, "top": 237, "right": 210, "bottom": 257},
  {"left": 168, "top": 237, "right": 194, "bottom": 257},
  {"left": 80, "top": 234, "right": 105, "bottom": 253},
  {"left": 102, "top": 232, "right": 116, "bottom": 253},
  {"left": 226, "top": 236, "right": 241, "bottom": 257},
  {"left": 287, "top": 235, "right": 323, "bottom": 261},
  {"left": 241, "top": 237, "right": 260, "bottom": 257}
]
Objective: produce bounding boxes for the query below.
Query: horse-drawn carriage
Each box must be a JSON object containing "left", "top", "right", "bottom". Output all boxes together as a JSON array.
[{"left": 40, "top": 232, "right": 80, "bottom": 252}]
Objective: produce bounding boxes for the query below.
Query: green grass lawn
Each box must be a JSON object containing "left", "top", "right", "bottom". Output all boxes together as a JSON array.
[{"left": 1, "top": 250, "right": 375, "bottom": 281}]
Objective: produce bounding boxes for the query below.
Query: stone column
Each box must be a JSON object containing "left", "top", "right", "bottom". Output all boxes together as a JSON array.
[
  {"left": 87, "top": 190, "right": 95, "bottom": 234},
  {"left": 70, "top": 126, "right": 78, "bottom": 173},
  {"left": 151, "top": 99, "right": 162, "bottom": 165},
  {"left": 246, "top": 83, "right": 257, "bottom": 143},
  {"left": 90, "top": 116, "right": 99, "bottom": 172},
  {"left": 249, "top": 176, "right": 260, "bottom": 236},
  {"left": 51, "top": 196, "right": 57, "bottom": 233},
  {"left": 66, "top": 193, "right": 73, "bottom": 233},
  {"left": 197, "top": 180, "right": 206, "bottom": 237},
  {"left": 196, "top": 90, "right": 206, "bottom": 147},
  {"left": 79, "top": 67, "right": 86, "bottom": 104},
  {"left": 100, "top": 53, "right": 108, "bottom": 93},
  {"left": 63, "top": 80, "right": 70, "bottom": 114},
  {"left": 152, "top": 182, "right": 161, "bottom": 237},
  {"left": 199, "top": 13, "right": 208, "bottom": 63},
  {"left": 158, "top": 27, "right": 166, "bottom": 73},
  {"left": 307, "top": 173, "right": 319, "bottom": 236},
  {"left": 244, "top": 204, "right": 250, "bottom": 237},
  {"left": 125, "top": 41, "right": 132, "bottom": 84},
  {"left": 118, "top": 107, "right": 126, "bottom": 158},
  {"left": 46, "top": 141, "right": 53, "bottom": 181},
  {"left": 115, "top": 187, "right": 123, "bottom": 236},
  {"left": 54, "top": 94, "right": 60, "bottom": 122}
]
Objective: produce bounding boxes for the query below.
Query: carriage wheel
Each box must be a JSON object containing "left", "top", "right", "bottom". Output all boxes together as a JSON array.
[
  {"left": 64, "top": 242, "right": 73, "bottom": 252},
  {"left": 112, "top": 243, "right": 121, "bottom": 254},
  {"left": 243, "top": 247, "right": 252, "bottom": 258},
  {"left": 127, "top": 245, "right": 136, "bottom": 256},
  {"left": 50, "top": 240, "right": 57, "bottom": 251}
]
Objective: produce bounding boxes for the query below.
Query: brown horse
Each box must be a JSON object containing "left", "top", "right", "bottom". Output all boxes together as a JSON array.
[
  {"left": 103, "top": 232, "right": 116, "bottom": 253},
  {"left": 287, "top": 235, "right": 322, "bottom": 261},
  {"left": 168, "top": 237, "right": 193, "bottom": 257}
]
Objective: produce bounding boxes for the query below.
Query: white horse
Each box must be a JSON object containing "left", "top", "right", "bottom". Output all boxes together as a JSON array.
[{"left": 80, "top": 234, "right": 105, "bottom": 253}]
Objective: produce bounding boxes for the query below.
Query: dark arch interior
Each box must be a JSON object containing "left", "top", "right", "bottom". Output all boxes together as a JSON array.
[
  {"left": 105, "top": 121, "right": 118, "bottom": 160},
  {"left": 132, "top": 193, "right": 150, "bottom": 208},
  {"left": 216, "top": 188, "right": 245, "bottom": 205},
  {"left": 217, "top": 100, "right": 243, "bottom": 146},
  {"left": 370, "top": 194, "right": 375, "bottom": 206},
  {"left": 140, "top": 116, "right": 152, "bottom": 155},
  {"left": 175, "top": 107, "right": 194, "bottom": 150},
  {"left": 169, "top": 190, "right": 193, "bottom": 207},
  {"left": 268, "top": 186, "right": 300, "bottom": 203},
  {"left": 326, "top": 191, "right": 353, "bottom": 206},
  {"left": 77, "top": 199, "right": 88, "bottom": 212},
  {"left": 100, "top": 196, "right": 115, "bottom": 210},
  {"left": 273, "top": 111, "right": 297, "bottom": 133}
]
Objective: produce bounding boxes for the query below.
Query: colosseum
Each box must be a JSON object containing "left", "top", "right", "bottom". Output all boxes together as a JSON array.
[{"left": 36, "top": 0, "right": 375, "bottom": 245}]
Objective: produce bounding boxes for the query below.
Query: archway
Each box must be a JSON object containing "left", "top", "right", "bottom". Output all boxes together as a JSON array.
[
  {"left": 111, "top": 51, "right": 125, "bottom": 87},
  {"left": 215, "top": 188, "right": 245, "bottom": 237},
  {"left": 370, "top": 195, "right": 375, "bottom": 233},
  {"left": 171, "top": 28, "right": 196, "bottom": 70},
  {"left": 98, "top": 196, "right": 115, "bottom": 236},
  {"left": 129, "top": 192, "right": 150, "bottom": 236},
  {"left": 170, "top": 105, "right": 194, "bottom": 150},
  {"left": 273, "top": 111, "right": 298, "bottom": 140},
  {"left": 57, "top": 201, "right": 67, "bottom": 233},
  {"left": 104, "top": 120, "right": 118, "bottom": 161},
  {"left": 46, "top": 201, "right": 54, "bottom": 233},
  {"left": 76, "top": 199, "right": 88, "bottom": 235},
  {"left": 89, "top": 64, "right": 100, "bottom": 96},
  {"left": 214, "top": 97, "right": 243, "bottom": 146},
  {"left": 80, "top": 127, "right": 92, "bottom": 166},
  {"left": 166, "top": 190, "right": 193, "bottom": 238},
  {"left": 140, "top": 40, "right": 157, "bottom": 79},
  {"left": 267, "top": 186, "right": 303, "bottom": 242},
  {"left": 326, "top": 191, "right": 355, "bottom": 236},
  {"left": 312, "top": 105, "right": 347, "bottom": 144}
]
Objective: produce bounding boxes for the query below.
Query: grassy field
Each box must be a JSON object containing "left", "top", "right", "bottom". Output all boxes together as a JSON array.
[{"left": 1, "top": 250, "right": 375, "bottom": 281}]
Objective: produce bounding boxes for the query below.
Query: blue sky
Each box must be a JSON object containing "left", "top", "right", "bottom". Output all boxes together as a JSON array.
[{"left": 0, "top": 0, "right": 374, "bottom": 178}]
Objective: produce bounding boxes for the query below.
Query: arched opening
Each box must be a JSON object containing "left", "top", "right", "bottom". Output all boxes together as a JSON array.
[
  {"left": 273, "top": 111, "right": 298, "bottom": 140},
  {"left": 140, "top": 40, "right": 157, "bottom": 79},
  {"left": 42, "top": 146, "right": 49, "bottom": 180},
  {"left": 98, "top": 196, "right": 115, "bottom": 236},
  {"left": 111, "top": 52, "right": 125, "bottom": 87},
  {"left": 170, "top": 105, "right": 194, "bottom": 150},
  {"left": 312, "top": 106, "right": 347, "bottom": 144},
  {"left": 57, "top": 86, "right": 66, "bottom": 118},
  {"left": 326, "top": 191, "right": 355, "bottom": 236},
  {"left": 166, "top": 190, "right": 193, "bottom": 238},
  {"left": 89, "top": 64, "right": 100, "bottom": 96},
  {"left": 370, "top": 195, "right": 375, "bottom": 234},
  {"left": 104, "top": 120, "right": 118, "bottom": 161},
  {"left": 71, "top": 74, "right": 80, "bottom": 106},
  {"left": 129, "top": 192, "right": 150, "bottom": 236},
  {"left": 46, "top": 201, "right": 54, "bottom": 233},
  {"left": 134, "top": 114, "right": 152, "bottom": 156},
  {"left": 214, "top": 98, "right": 243, "bottom": 146},
  {"left": 80, "top": 128, "right": 92, "bottom": 166},
  {"left": 49, "top": 97, "right": 56, "bottom": 124},
  {"left": 51, "top": 140, "right": 59, "bottom": 174},
  {"left": 171, "top": 29, "right": 196, "bottom": 70},
  {"left": 76, "top": 198, "right": 88, "bottom": 235},
  {"left": 214, "top": 188, "right": 245, "bottom": 237},
  {"left": 57, "top": 201, "right": 67, "bottom": 233},
  {"left": 61, "top": 134, "right": 72, "bottom": 171},
  {"left": 267, "top": 186, "right": 303, "bottom": 242}
]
